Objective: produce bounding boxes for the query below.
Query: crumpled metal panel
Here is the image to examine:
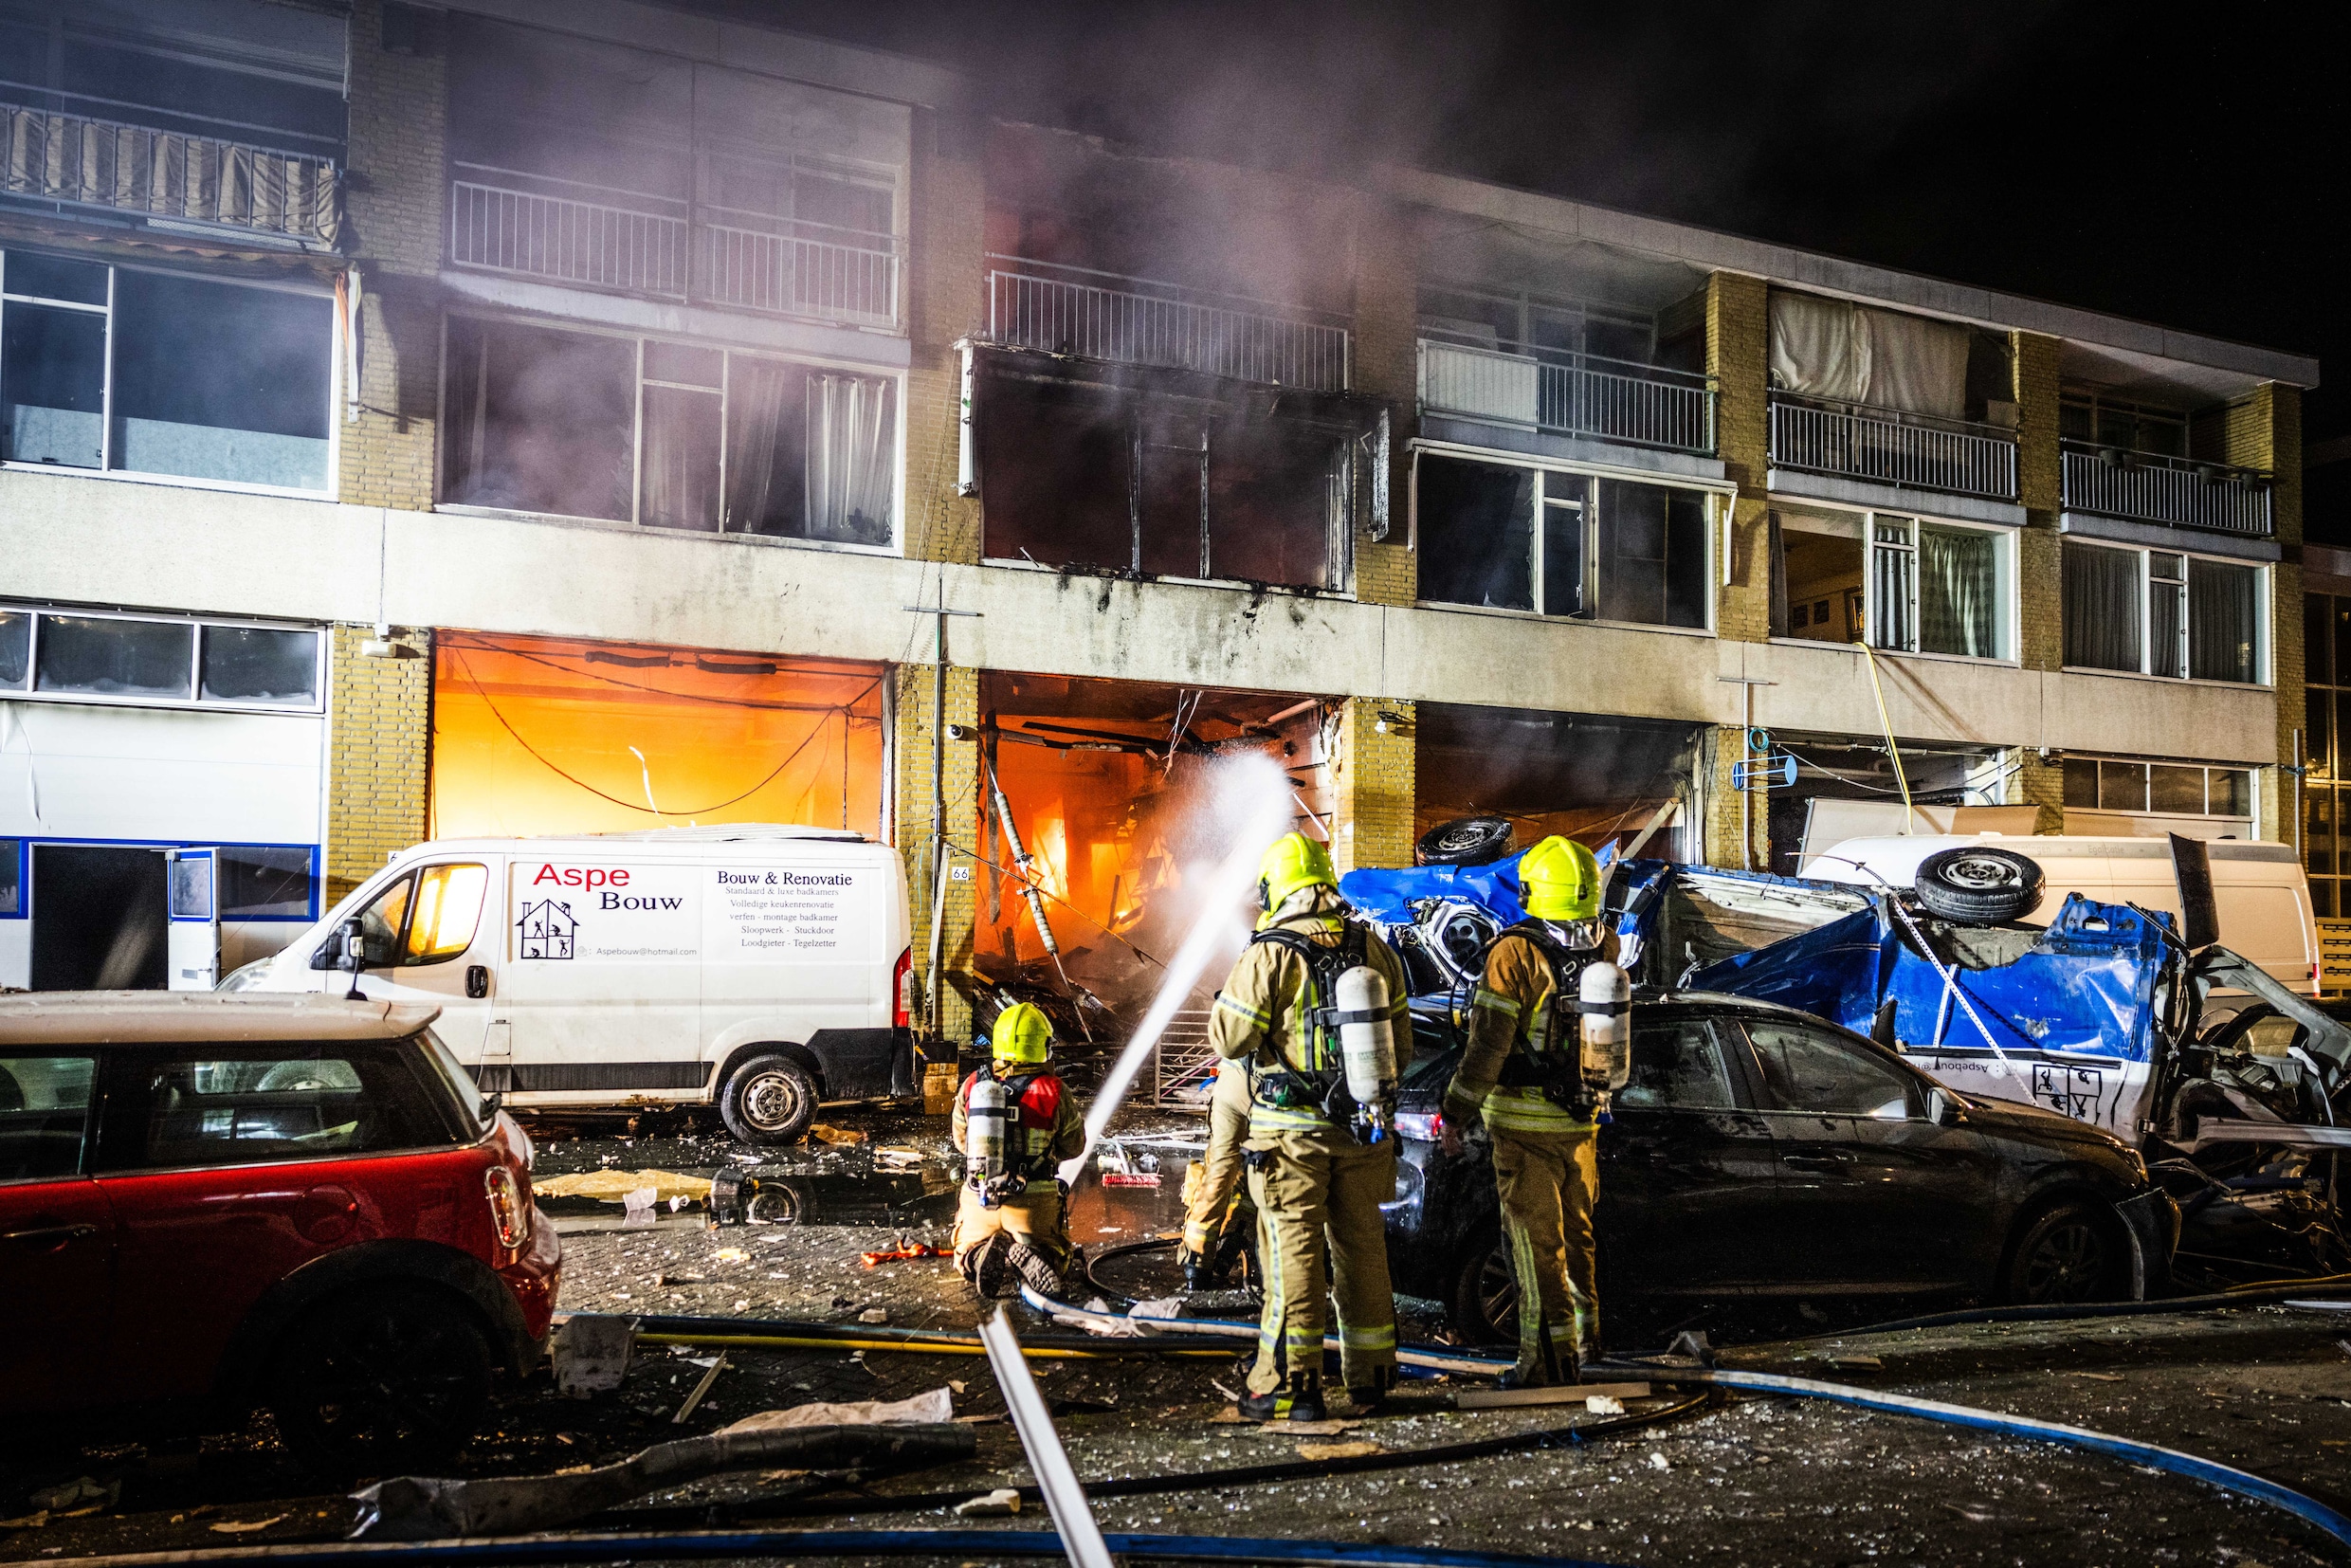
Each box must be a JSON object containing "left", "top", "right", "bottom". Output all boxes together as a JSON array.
[
  {"left": 1689, "top": 894, "right": 2169, "bottom": 1063},
  {"left": 1340, "top": 849, "right": 1532, "bottom": 928}
]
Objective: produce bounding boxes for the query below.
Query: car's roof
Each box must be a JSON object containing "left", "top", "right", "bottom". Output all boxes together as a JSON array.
[{"left": 0, "top": 992, "right": 442, "bottom": 1046}]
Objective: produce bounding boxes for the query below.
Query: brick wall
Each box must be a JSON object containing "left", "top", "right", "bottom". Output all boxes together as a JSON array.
[
  {"left": 325, "top": 624, "right": 433, "bottom": 903},
  {"left": 1697, "top": 271, "right": 1769, "bottom": 867},
  {"left": 903, "top": 110, "right": 987, "bottom": 567},
  {"left": 2238, "top": 384, "right": 2305, "bottom": 843},
  {"left": 1332, "top": 698, "right": 1415, "bottom": 873},
  {"left": 1349, "top": 193, "right": 1419, "bottom": 609},
  {"left": 894, "top": 661, "right": 980, "bottom": 1046},
  {"left": 338, "top": 0, "right": 447, "bottom": 511},
  {"left": 2004, "top": 751, "right": 2066, "bottom": 833},
  {"left": 2013, "top": 332, "right": 2064, "bottom": 674}
]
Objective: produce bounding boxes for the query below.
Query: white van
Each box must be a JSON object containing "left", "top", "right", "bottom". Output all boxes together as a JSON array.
[
  {"left": 1796, "top": 833, "right": 2318, "bottom": 994},
  {"left": 225, "top": 826, "right": 914, "bottom": 1143}
]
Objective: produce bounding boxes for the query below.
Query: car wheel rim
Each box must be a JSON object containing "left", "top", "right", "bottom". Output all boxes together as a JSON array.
[
  {"left": 308, "top": 1311, "right": 472, "bottom": 1447},
  {"left": 1942, "top": 855, "right": 2021, "bottom": 891},
  {"left": 2023, "top": 1221, "right": 2105, "bottom": 1303},
  {"left": 1478, "top": 1247, "right": 1518, "bottom": 1338},
  {"left": 742, "top": 1070, "right": 805, "bottom": 1132}
]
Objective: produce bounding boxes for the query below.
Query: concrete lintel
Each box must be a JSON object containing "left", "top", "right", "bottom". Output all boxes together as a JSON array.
[
  {"left": 1766, "top": 468, "right": 2027, "bottom": 528},
  {"left": 1414, "top": 416, "right": 1727, "bottom": 483},
  {"left": 2057, "top": 512, "right": 2282, "bottom": 563},
  {"left": 438, "top": 270, "right": 914, "bottom": 370}
]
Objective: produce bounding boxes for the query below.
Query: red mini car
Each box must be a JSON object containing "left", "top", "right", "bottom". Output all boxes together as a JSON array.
[{"left": 0, "top": 993, "right": 561, "bottom": 1473}]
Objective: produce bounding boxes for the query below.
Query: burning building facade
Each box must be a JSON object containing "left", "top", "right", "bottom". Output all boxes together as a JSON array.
[{"left": 0, "top": 0, "right": 2311, "bottom": 1040}]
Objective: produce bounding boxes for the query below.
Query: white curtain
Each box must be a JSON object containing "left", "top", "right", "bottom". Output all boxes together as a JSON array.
[
  {"left": 1920, "top": 525, "right": 1995, "bottom": 657},
  {"left": 723, "top": 357, "right": 792, "bottom": 533},
  {"left": 807, "top": 374, "right": 895, "bottom": 545},
  {"left": 1770, "top": 292, "right": 1969, "bottom": 419}
]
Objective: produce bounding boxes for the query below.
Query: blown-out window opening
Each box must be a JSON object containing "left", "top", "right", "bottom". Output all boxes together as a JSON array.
[
  {"left": 440, "top": 312, "right": 899, "bottom": 549},
  {"left": 1412, "top": 450, "right": 1716, "bottom": 630}
]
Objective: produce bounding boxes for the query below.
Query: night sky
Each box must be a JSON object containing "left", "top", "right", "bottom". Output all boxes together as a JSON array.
[{"left": 756, "top": 1, "right": 2346, "bottom": 533}]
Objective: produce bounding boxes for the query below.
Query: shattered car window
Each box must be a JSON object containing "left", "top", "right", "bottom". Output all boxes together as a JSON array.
[
  {"left": 1743, "top": 1020, "right": 1914, "bottom": 1121},
  {"left": 1616, "top": 1019, "right": 1737, "bottom": 1111}
]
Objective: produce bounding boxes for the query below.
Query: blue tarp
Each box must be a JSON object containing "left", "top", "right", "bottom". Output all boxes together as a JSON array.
[
  {"left": 1341, "top": 849, "right": 2168, "bottom": 1065},
  {"left": 1687, "top": 893, "right": 2168, "bottom": 1063}
]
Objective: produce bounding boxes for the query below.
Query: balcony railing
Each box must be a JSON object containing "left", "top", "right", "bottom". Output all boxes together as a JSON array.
[
  {"left": 448, "top": 166, "right": 902, "bottom": 329},
  {"left": 2, "top": 100, "right": 338, "bottom": 246},
  {"left": 1769, "top": 391, "right": 2017, "bottom": 502},
  {"left": 2060, "top": 439, "right": 2272, "bottom": 538},
  {"left": 1417, "top": 335, "right": 1717, "bottom": 456},
  {"left": 986, "top": 256, "right": 1350, "bottom": 391}
]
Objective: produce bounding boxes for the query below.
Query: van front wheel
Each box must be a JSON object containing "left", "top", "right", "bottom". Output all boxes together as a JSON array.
[{"left": 721, "top": 1053, "right": 819, "bottom": 1145}]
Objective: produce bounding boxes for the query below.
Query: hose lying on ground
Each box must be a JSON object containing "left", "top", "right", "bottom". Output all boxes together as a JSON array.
[
  {"left": 1759, "top": 1274, "right": 2351, "bottom": 1342},
  {"left": 1631, "top": 1366, "right": 2351, "bottom": 1552},
  {"left": 1018, "top": 1285, "right": 1514, "bottom": 1377},
  {"left": 23, "top": 1527, "right": 1638, "bottom": 1568}
]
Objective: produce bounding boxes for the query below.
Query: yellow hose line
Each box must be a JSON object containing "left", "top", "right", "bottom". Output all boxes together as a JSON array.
[
  {"left": 636, "top": 1331, "right": 1228, "bottom": 1361},
  {"left": 1858, "top": 641, "right": 1916, "bottom": 832}
]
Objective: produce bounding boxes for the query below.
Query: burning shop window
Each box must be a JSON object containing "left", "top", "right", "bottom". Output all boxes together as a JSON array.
[
  {"left": 1416, "top": 455, "right": 1708, "bottom": 629},
  {"left": 429, "top": 632, "right": 885, "bottom": 838},
  {"left": 975, "top": 352, "right": 1368, "bottom": 592},
  {"left": 444, "top": 317, "right": 896, "bottom": 544}
]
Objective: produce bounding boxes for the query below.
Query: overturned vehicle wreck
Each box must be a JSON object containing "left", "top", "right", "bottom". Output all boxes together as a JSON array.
[{"left": 1347, "top": 831, "right": 2351, "bottom": 1291}]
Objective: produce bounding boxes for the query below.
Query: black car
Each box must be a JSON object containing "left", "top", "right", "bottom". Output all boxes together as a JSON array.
[{"left": 1384, "top": 992, "right": 2178, "bottom": 1344}]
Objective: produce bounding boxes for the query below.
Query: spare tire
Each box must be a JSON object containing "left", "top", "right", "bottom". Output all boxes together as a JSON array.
[
  {"left": 1913, "top": 847, "right": 2045, "bottom": 925},
  {"left": 1416, "top": 815, "right": 1514, "bottom": 866}
]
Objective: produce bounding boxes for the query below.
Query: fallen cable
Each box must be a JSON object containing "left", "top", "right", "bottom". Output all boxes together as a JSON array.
[
  {"left": 20, "top": 1528, "right": 1635, "bottom": 1568},
  {"left": 628, "top": 1309, "right": 1241, "bottom": 1361},
  {"left": 1646, "top": 1367, "right": 2351, "bottom": 1551}
]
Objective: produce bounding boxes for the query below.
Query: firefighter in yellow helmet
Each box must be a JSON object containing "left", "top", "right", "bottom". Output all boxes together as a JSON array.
[
  {"left": 1210, "top": 831, "right": 1410, "bottom": 1421},
  {"left": 952, "top": 1001, "right": 1086, "bottom": 1301},
  {"left": 1440, "top": 835, "right": 1617, "bottom": 1387}
]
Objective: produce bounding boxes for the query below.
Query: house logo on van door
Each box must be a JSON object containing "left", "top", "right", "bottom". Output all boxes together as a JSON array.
[{"left": 516, "top": 899, "right": 576, "bottom": 959}]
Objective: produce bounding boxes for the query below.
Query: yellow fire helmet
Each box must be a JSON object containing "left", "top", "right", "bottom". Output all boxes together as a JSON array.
[
  {"left": 1256, "top": 830, "right": 1338, "bottom": 921},
  {"left": 1520, "top": 834, "right": 1602, "bottom": 923},
  {"left": 991, "top": 1000, "right": 1053, "bottom": 1067}
]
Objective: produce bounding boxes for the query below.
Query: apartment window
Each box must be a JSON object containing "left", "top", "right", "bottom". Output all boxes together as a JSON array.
[
  {"left": 975, "top": 360, "right": 1362, "bottom": 593},
  {"left": 1771, "top": 508, "right": 2010, "bottom": 658},
  {"left": 2305, "top": 592, "right": 2351, "bottom": 917},
  {"left": 2060, "top": 390, "right": 2187, "bottom": 458},
  {"left": 0, "top": 251, "right": 334, "bottom": 492},
  {"left": 2062, "top": 758, "right": 2251, "bottom": 818},
  {"left": 1416, "top": 456, "right": 1708, "bottom": 628},
  {"left": 1418, "top": 284, "right": 1657, "bottom": 364},
  {"left": 2063, "top": 541, "right": 2261, "bottom": 684},
  {"left": 0, "top": 604, "right": 321, "bottom": 711},
  {"left": 442, "top": 317, "right": 897, "bottom": 547},
  {"left": 219, "top": 847, "right": 317, "bottom": 921}
]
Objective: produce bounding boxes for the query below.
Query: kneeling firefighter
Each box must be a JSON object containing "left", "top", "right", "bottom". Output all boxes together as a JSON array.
[
  {"left": 952, "top": 1002, "right": 1086, "bottom": 1299},
  {"left": 1211, "top": 831, "right": 1411, "bottom": 1421},
  {"left": 1440, "top": 835, "right": 1631, "bottom": 1388}
]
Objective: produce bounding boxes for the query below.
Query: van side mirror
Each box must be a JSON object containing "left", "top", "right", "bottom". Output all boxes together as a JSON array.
[
  {"left": 1926, "top": 1086, "right": 1965, "bottom": 1127},
  {"left": 337, "top": 918, "right": 368, "bottom": 1000}
]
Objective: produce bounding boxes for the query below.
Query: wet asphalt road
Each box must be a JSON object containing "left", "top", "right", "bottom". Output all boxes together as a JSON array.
[{"left": 5, "top": 1103, "right": 2350, "bottom": 1568}]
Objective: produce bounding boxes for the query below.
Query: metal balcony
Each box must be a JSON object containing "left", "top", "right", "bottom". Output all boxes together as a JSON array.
[
  {"left": 986, "top": 256, "right": 1350, "bottom": 391},
  {"left": 2060, "top": 439, "right": 2271, "bottom": 538},
  {"left": 1, "top": 99, "right": 338, "bottom": 246},
  {"left": 448, "top": 166, "right": 902, "bottom": 329},
  {"left": 1769, "top": 392, "right": 2017, "bottom": 502},
  {"left": 1417, "top": 335, "right": 1717, "bottom": 456}
]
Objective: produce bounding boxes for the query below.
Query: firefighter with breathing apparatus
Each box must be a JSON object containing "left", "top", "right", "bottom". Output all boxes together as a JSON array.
[
  {"left": 1211, "top": 830, "right": 1410, "bottom": 1421},
  {"left": 952, "top": 1001, "right": 1086, "bottom": 1300},
  {"left": 1440, "top": 834, "right": 1630, "bottom": 1388}
]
